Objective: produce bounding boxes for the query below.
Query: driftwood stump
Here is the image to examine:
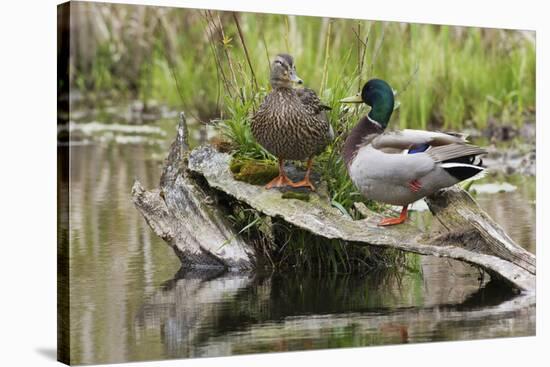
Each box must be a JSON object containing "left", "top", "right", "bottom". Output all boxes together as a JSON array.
[
  {"left": 132, "top": 113, "right": 255, "bottom": 270},
  {"left": 132, "top": 113, "right": 535, "bottom": 293}
]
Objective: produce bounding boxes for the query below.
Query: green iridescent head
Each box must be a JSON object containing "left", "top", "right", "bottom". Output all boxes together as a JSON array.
[{"left": 340, "top": 78, "right": 395, "bottom": 129}]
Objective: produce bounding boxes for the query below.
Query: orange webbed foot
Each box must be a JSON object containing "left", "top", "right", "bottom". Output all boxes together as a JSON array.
[
  {"left": 377, "top": 206, "right": 409, "bottom": 226},
  {"left": 377, "top": 216, "right": 407, "bottom": 226},
  {"left": 288, "top": 158, "right": 316, "bottom": 191},
  {"left": 290, "top": 177, "right": 316, "bottom": 191},
  {"left": 265, "top": 174, "right": 296, "bottom": 190}
]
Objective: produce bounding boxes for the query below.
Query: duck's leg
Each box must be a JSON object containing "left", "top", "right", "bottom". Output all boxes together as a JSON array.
[
  {"left": 290, "top": 158, "right": 316, "bottom": 191},
  {"left": 265, "top": 158, "right": 296, "bottom": 189},
  {"left": 378, "top": 206, "right": 408, "bottom": 226}
]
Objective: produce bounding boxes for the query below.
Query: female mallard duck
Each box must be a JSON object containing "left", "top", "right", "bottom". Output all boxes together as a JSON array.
[
  {"left": 341, "top": 79, "right": 487, "bottom": 226},
  {"left": 251, "top": 54, "right": 333, "bottom": 190}
]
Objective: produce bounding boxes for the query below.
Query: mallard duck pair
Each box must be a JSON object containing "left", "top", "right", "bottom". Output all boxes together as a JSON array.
[{"left": 252, "top": 55, "right": 486, "bottom": 226}]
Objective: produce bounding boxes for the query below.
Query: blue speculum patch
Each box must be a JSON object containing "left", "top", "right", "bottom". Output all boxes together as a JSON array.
[{"left": 408, "top": 143, "right": 430, "bottom": 154}]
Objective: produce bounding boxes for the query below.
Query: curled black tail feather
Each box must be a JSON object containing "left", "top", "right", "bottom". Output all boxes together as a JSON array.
[{"left": 441, "top": 154, "right": 485, "bottom": 181}]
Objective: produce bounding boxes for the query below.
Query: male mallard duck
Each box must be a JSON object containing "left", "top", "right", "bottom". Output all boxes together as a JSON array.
[
  {"left": 251, "top": 54, "right": 333, "bottom": 190},
  {"left": 340, "top": 79, "right": 487, "bottom": 226}
]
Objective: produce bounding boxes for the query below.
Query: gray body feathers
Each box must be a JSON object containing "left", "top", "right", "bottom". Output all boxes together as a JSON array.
[{"left": 348, "top": 129, "right": 487, "bottom": 206}]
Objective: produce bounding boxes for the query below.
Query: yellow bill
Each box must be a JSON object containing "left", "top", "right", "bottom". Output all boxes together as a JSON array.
[{"left": 339, "top": 93, "right": 363, "bottom": 103}]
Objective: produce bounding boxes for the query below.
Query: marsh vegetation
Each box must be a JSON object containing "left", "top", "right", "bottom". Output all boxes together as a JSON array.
[{"left": 70, "top": 3, "right": 535, "bottom": 128}]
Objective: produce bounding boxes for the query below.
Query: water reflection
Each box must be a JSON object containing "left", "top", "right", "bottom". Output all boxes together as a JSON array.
[
  {"left": 134, "top": 267, "right": 532, "bottom": 360},
  {"left": 473, "top": 176, "right": 536, "bottom": 254},
  {"left": 66, "top": 143, "right": 181, "bottom": 364},
  {"left": 63, "top": 141, "right": 535, "bottom": 365}
]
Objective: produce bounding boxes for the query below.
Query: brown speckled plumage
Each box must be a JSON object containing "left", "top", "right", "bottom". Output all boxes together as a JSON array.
[
  {"left": 251, "top": 54, "right": 332, "bottom": 190},
  {"left": 251, "top": 85, "right": 332, "bottom": 161}
]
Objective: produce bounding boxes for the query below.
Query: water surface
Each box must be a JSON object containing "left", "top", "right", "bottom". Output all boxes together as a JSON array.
[{"left": 60, "top": 120, "right": 536, "bottom": 365}]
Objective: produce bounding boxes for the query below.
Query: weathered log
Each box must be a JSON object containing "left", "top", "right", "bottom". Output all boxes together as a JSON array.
[
  {"left": 425, "top": 187, "right": 536, "bottom": 274},
  {"left": 132, "top": 113, "right": 255, "bottom": 270},
  {"left": 132, "top": 113, "right": 535, "bottom": 293},
  {"left": 187, "top": 145, "right": 535, "bottom": 292}
]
